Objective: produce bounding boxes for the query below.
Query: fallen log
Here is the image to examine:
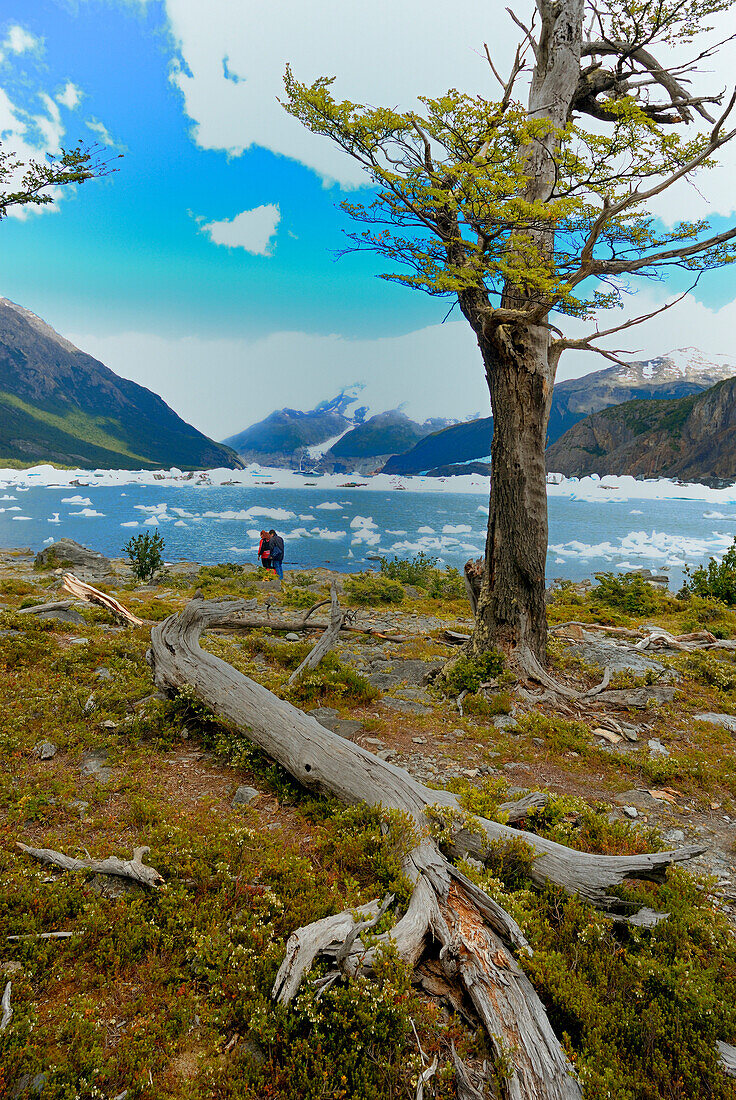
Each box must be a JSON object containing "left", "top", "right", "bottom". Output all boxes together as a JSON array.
[
  {"left": 288, "top": 584, "right": 343, "bottom": 685},
  {"left": 215, "top": 612, "right": 408, "bottom": 643},
  {"left": 17, "top": 843, "right": 163, "bottom": 887},
  {"left": 61, "top": 572, "right": 145, "bottom": 627},
  {"left": 148, "top": 597, "right": 706, "bottom": 1100}
]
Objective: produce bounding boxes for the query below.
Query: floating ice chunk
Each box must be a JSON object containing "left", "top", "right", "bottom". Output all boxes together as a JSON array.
[
  {"left": 630, "top": 509, "right": 643, "bottom": 515},
  {"left": 0, "top": 494, "right": 16, "bottom": 500},
  {"left": 417, "top": 526, "right": 435, "bottom": 534},
  {"left": 12, "top": 516, "right": 31, "bottom": 520},
  {"left": 174, "top": 520, "right": 187, "bottom": 527},
  {"left": 443, "top": 524, "right": 472, "bottom": 534},
  {"left": 315, "top": 502, "right": 343, "bottom": 510},
  {"left": 299, "top": 514, "right": 316, "bottom": 521},
  {"left": 43, "top": 536, "right": 54, "bottom": 545},
  {"left": 62, "top": 496, "right": 92, "bottom": 506},
  {"left": 310, "top": 527, "right": 346, "bottom": 540},
  {"left": 121, "top": 521, "right": 139, "bottom": 528},
  {"left": 350, "top": 515, "right": 378, "bottom": 529},
  {"left": 144, "top": 516, "right": 159, "bottom": 526},
  {"left": 244, "top": 507, "right": 296, "bottom": 520},
  {"left": 386, "top": 529, "right": 407, "bottom": 535},
  {"left": 69, "top": 508, "right": 105, "bottom": 517}
]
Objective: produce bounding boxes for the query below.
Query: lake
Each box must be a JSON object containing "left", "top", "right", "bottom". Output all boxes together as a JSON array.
[{"left": 0, "top": 465, "right": 734, "bottom": 590}]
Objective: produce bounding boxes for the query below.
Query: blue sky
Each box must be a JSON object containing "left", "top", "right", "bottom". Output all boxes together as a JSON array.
[{"left": 1, "top": 0, "right": 736, "bottom": 439}]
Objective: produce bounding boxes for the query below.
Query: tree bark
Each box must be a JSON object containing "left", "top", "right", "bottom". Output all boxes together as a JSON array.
[
  {"left": 147, "top": 597, "right": 706, "bottom": 1099},
  {"left": 465, "top": 0, "right": 585, "bottom": 667},
  {"left": 469, "top": 328, "right": 553, "bottom": 665}
]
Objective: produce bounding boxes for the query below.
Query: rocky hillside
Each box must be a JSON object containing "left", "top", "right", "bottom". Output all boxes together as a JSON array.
[
  {"left": 546, "top": 376, "right": 736, "bottom": 482},
  {"left": 384, "top": 349, "right": 736, "bottom": 475},
  {"left": 0, "top": 298, "right": 242, "bottom": 469}
]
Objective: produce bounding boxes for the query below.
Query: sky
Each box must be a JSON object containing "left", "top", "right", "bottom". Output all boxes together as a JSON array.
[{"left": 1, "top": 0, "right": 736, "bottom": 440}]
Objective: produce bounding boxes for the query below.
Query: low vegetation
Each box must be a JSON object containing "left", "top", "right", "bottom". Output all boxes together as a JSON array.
[{"left": 2, "top": 551, "right": 736, "bottom": 1098}]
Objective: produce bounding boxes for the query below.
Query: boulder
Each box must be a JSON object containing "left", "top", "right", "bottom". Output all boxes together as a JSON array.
[
  {"left": 32, "top": 740, "right": 57, "bottom": 760},
  {"left": 232, "top": 785, "right": 259, "bottom": 807},
  {"left": 695, "top": 712, "right": 736, "bottom": 733},
  {"left": 35, "top": 539, "right": 112, "bottom": 578},
  {"left": 564, "top": 634, "right": 672, "bottom": 678}
]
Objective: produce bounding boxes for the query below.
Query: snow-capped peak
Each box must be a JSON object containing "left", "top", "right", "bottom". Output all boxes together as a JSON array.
[{"left": 619, "top": 348, "right": 736, "bottom": 383}]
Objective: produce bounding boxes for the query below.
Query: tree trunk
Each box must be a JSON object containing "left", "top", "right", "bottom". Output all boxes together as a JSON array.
[
  {"left": 469, "top": 326, "right": 553, "bottom": 665},
  {"left": 466, "top": 0, "right": 584, "bottom": 667}
]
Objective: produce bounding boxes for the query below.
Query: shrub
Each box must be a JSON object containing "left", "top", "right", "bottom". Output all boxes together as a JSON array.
[
  {"left": 379, "top": 553, "right": 467, "bottom": 600},
  {"left": 437, "top": 650, "right": 505, "bottom": 695},
  {"left": 282, "top": 585, "right": 319, "bottom": 609},
  {"left": 286, "top": 655, "right": 379, "bottom": 706},
  {"left": 591, "top": 571, "right": 663, "bottom": 616},
  {"left": 344, "top": 572, "right": 404, "bottom": 604},
  {"left": 123, "top": 531, "right": 165, "bottom": 583},
  {"left": 684, "top": 538, "right": 736, "bottom": 605}
]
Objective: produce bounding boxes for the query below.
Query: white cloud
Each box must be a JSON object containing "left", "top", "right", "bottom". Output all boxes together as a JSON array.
[
  {"left": 3, "top": 24, "right": 40, "bottom": 57},
  {"left": 86, "top": 117, "right": 120, "bottom": 149},
  {"left": 159, "top": 0, "right": 736, "bottom": 217},
  {"left": 57, "top": 82, "right": 82, "bottom": 110},
  {"left": 199, "top": 203, "right": 281, "bottom": 254},
  {"left": 67, "top": 284, "right": 736, "bottom": 440},
  {"left": 163, "top": 0, "right": 519, "bottom": 187}
]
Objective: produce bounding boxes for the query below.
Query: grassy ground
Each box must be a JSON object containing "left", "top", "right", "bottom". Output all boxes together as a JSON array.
[{"left": 2, "top": 553, "right": 736, "bottom": 1098}]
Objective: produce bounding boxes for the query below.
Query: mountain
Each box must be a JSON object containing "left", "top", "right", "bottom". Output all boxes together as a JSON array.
[
  {"left": 383, "top": 349, "right": 736, "bottom": 475},
  {"left": 222, "top": 390, "right": 366, "bottom": 468},
  {"left": 546, "top": 377, "right": 736, "bottom": 483},
  {"left": 0, "top": 298, "right": 242, "bottom": 469},
  {"left": 317, "top": 410, "right": 446, "bottom": 474}
]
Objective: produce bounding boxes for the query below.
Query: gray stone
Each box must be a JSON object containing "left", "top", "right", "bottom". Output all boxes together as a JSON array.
[
  {"left": 69, "top": 798, "right": 89, "bottom": 817},
  {"left": 493, "top": 715, "right": 518, "bottom": 732},
  {"left": 79, "top": 749, "right": 112, "bottom": 784},
  {"left": 376, "top": 748, "right": 397, "bottom": 761},
  {"left": 648, "top": 738, "right": 669, "bottom": 758},
  {"left": 309, "top": 706, "right": 363, "bottom": 739},
  {"left": 382, "top": 697, "right": 432, "bottom": 716},
  {"left": 94, "top": 667, "right": 112, "bottom": 681},
  {"left": 695, "top": 712, "right": 736, "bottom": 733},
  {"left": 26, "top": 605, "right": 85, "bottom": 625},
  {"left": 623, "top": 806, "right": 639, "bottom": 819},
  {"left": 564, "top": 635, "right": 671, "bottom": 678},
  {"left": 90, "top": 873, "right": 143, "bottom": 898},
  {"left": 35, "top": 539, "right": 112, "bottom": 578},
  {"left": 363, "top": 737, "right": 386, "bottom": 748},
  {"left": 232, "top": 785, "right": 259, "bottom": 807},
  {"left": 367, "top": 659, "right": 443, "bottom": 689},
  {"left": 285, "top": 632, "right": 300, "bottom": 641},
  {"left": 614, "top": 789, "right": 654, "bottom": 810},
  {"left": 664, "top": 829, "right": 685, "bottom": 844},
  {"left": 32, "top": 740, "right": 57, "bottom": 760},
  {"left": 1, "top": 960, "right": 21, "bottom": 976}
]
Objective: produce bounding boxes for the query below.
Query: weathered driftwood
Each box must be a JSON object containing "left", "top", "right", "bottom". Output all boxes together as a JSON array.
[
  {"left": 61, "top": 572, "right": 145, "bottom": 627},
  {"left": 215, "top": 612, "right": 408, "bottom": 643},
  {"left": 0, "top": 981, "right": 11, "bottom": 1032},
  {"left": 717, "top": 1040, "right": 736, "bottom": 1077},
  {"left": 148, "top": 597, "right": 706, "bottom": 1100},
  {"left": 6, "top": 931, "right": 75, "bottom": 941},
  {"left": 17, "top": 843, "right": 163, "bottom": 887},
  {"left": 17, "top": 600, "right": 76, "bottom": 616},
  {"left": 287, "top": 585, "right": 344, "bottom": 685}
]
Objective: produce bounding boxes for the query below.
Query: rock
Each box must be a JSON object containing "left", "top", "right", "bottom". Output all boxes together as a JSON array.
[
  {"left": 648, "top": 738, "right": 669, "bottom": 758},
  {"left": 285, "top": 632, "right": 300, "bottom": 641},
  {"left": 493, "top": 715, "right": 518, "bottom": 732},
  {"left": 90, "top": 873, "right": 143, "bottom": 898},
  {"left": 35, "top": 539, "right": 112, "bottom": 578},
  {"left": 564, "top": 635, "right": 672, "bottom": 678},
  {"left": 21, "top": 604, "right": 85, "bottom": 625},
  {"left": 623, "top": 806, "right": 639, "bottom": 819},
  {"left": 376, "top": 748, "right": 396, "bottom": 761},
  {"left": 614, "top": 789, "right": 654, "bottom": 810},
  {"left": 664, "top": 828, "right": 685, "bottom": 844},
  {"left": 695, "top": 712, "right": 736, "bottom": 733},
  {"left": 94, "top": 667, "right": 112, "bottom": 681},
  {"left": 1, "top": 960, "right": 21, "bottom": 976},
  {"left": 309, "top": 706, "right": 363, "bottom": 739},
  {"left": 69, "top": 798, "right": 89, "bottom": 817},
  {"left": 11, "top": 1072, "right": 48, "bottom": 1097},
  {"left": 79, "top": 749, "right": 113, "bottom": 784},
  {"left": 367, "top": 659, "right": 443, "bottom": 689},
  {"left": 363, "top": 737, "right": 386, "bottom": 748},
  {"left": 382, "top": 698, "right": 432, "bottom": 716},
  {"left": 412, "top": 736, "right": 425, "bottom": 744},
  {"left": 232, "top": 785, "right": 259, "bottom": 807},
  {"left": 32, "top": 740, "right": 57, "bottom": 760}
]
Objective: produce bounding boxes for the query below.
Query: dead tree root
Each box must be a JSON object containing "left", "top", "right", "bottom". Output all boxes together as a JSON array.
[{"left": 147, "top": 597, "right": 707, "bottom": 1100}]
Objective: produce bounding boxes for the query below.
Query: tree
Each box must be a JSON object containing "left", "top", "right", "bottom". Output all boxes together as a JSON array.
[
  {"left": 123, "top": 530, "right": 165, "bottom": 583},
  {"left": 282, "top": 0, "right": 736, "bottom": 672},
  {"left": 0, "top": 140, "right": 114, "bottom": 221}
]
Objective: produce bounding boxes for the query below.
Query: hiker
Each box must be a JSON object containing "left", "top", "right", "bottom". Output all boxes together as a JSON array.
[
  {"left": 268, "top": 528, "right": 285, "bottom": 580},
  {"left": 257, "top": 530, "right": 271, "bottom": 570}
]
